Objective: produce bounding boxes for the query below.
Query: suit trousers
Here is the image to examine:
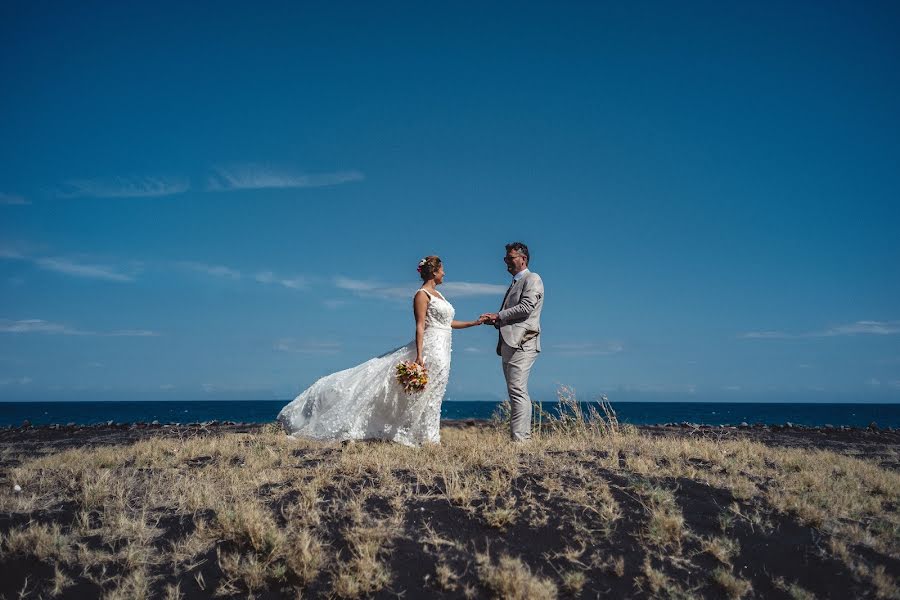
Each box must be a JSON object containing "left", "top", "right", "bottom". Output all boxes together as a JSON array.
[{"left": 500, "top": 337, "right": 539, "bottom": 441}]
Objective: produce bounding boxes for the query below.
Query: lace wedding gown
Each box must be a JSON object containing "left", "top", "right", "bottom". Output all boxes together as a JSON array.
[{"left": 277, "top": 288, "right": 454, "bottom": 446}]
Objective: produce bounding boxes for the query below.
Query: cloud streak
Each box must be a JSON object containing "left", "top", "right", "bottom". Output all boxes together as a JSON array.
[
  {"left": 0, "top": 319, "right": 159, "bottom": 337},
  {"left": 1, "top": 249, "right": 136, "bottom": 282},
  {"left": 57, "top": 176, "right": 189, "bottom": 199},
  {"left": 0, "top": 193, "right": 30, "bottom": 205},
  {"left": 207, "top": 165, "right": 364, "bottom": 192},
  {"left": 441, "top": 282, "right": 508, "bottom": 297},
  {"left": 334, "top": 276, "right": 506, "bottom": 300},
  {"left": 177, "top": 261, "right": 242, "bottom": 280},
  {"left": 177, "top": 261, "right": 306, "bottom": 290},
  {"left": 274, "top": 338, "right": 341, "bottom": 354},
  {"left": 256, "top": 271, "right": 307, "bottom": 290},
  {"left": 740, "top": 320, "right": 900, "bottom": 339},
  {"left": 34, "top": 257, "right": 135, "bottom": 282}
]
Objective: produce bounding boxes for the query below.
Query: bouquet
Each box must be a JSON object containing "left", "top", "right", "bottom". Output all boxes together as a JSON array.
[{"left": 396, "top": 360, "right": 428, "bottom": 394}]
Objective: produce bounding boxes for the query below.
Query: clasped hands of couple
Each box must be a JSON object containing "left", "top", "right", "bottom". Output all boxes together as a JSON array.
[{"left": 477, "top": 312, "right": 500, "bottom": 326}]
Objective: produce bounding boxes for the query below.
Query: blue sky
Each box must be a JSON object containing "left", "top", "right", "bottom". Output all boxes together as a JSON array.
[{"left": 1, "top": 1, "right": 899, "bottom": 403}]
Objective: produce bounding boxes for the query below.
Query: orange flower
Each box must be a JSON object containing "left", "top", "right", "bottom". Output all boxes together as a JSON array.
[{"left": 396, "top": 360, "right": 429, "bottom": 394}]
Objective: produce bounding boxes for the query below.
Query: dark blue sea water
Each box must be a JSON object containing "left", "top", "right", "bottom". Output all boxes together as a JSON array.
[{"left": 1, "top": 401, "right": 899, "bottom": 428}]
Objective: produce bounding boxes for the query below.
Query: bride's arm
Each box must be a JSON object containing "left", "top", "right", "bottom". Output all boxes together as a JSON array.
[
  {"left": 413, "top": 291, "right": 428, "bottom": 365},
  {"left": 451, "top": 316, "right": 488, "bottom": 330}
]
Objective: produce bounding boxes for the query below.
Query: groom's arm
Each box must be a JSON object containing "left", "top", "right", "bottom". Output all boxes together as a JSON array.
[{"left": 497, "top": 274, "right": 543, "bottom": 325}]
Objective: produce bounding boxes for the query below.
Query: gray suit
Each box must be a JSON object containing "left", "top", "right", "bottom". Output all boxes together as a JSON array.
[{"left": 495, "top": 270, "right": 544, "bottom": 441}]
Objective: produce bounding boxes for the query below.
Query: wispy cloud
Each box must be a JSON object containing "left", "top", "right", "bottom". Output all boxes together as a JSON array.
[
  {"left": 334, "top": 276, "right": 505, "bottom": 300},
  {"left": 0, "top": 248, "right": 26, "bottom": 260},
  {"left": 441, "top": 282, "right": 508, "bottom": 297},
  {"left": 0, "top": 319, "right": 159, "bottom": 337},
  {"left": 34, "top": 256, "right": 135, "bottom": 282},
  {"left": 207, "top": 165, "right": 364, "bottom": 192},
  {"left": 334, "top": 276, "right": 381, "bottom": 292},
  {"left": 0, "top": 193, "right": 30, "bottom": 205},
  {"left": 177, "top": 261, "right": 306, "bottom": 290},
  {"left": 551, "top": 341, "right": 623, "bottom": 356},
  {"left": 740, "top": 320, "right": 900, "bottom": 339},
  {"left": 256, "top": 271, "right": 307, "bottom": 290},
  {"left": 0, "top": 377, "right": 32, "bottom": 385},
  {"left": 323, "top": 299, "right": 350, "bottom": 310},
  {"left": 334, "top": 277, "right": 413, "bottom": 300},
  {"left": 105, "top": 329, "right": 159, "bottom": 337},
  {"left": 274, "top": 338, "right": 341, "bottom": 354},
  {"left": 1, "top": 248, "right": 137, "bottom": 282},
  {"left": 57, "top": 175, "right": 189, "bottom": 199},
  {"left": 177, "top": 261, "right": 242, "bottom": 280}
]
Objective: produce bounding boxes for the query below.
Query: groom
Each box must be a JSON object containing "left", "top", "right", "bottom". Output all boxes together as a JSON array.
[{"left": 481, "top": 242, "right": 544, "bottom": 442}]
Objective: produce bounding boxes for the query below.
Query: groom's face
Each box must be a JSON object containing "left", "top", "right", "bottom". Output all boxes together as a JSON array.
[{"left": 504, "top": 250, "right": 527, "bottom": 276}]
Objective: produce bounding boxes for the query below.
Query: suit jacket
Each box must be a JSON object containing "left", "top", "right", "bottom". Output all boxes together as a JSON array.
[{"left": 495, "top": 271, "right": 544, "bottom": 356}]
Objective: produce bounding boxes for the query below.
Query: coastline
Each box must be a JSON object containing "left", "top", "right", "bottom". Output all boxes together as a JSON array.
[{"left": 3, "top": 419, "right": 898, "bottom": 468}]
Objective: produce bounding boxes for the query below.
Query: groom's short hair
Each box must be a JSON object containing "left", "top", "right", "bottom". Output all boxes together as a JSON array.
[{"left": 505, "top": 242, "right": 529, "bottom": 265}]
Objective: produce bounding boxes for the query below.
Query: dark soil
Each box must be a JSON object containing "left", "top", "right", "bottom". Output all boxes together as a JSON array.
[{"left": 0, "top": 421, "right": 897, "bottom": 599}]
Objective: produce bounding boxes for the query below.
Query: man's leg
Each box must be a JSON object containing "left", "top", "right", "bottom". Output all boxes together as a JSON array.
[{"left": 501, "top": 340, "right": 538, "bottom": 441}]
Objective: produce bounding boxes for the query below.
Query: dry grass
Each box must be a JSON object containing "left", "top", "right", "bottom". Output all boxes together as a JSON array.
[
  {"left": 700, "top": 535, "right": 740, "bottom": 565},
  {"left": 772, "top": 576, "right": 817, "bottom": 600},
  {"left": 1, "top": 391, "right": 898, "bottom": 597},
  {"left": 475, "top": 551, "right": 558, "bottom": 599},
  {"left": 712, "top": 567, "right": 753, "bottom": 599}
]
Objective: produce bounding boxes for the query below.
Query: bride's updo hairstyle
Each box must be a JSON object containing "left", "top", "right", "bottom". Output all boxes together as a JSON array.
[{"left": 417, "top": 256, "right": 442, "bottom": 282}]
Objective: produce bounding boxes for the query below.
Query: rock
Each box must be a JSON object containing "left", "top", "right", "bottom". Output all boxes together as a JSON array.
[
  {"left": 824, "top": 424, "right": 834, "bottom": 429},
  {"left": 151, "top": 420, "right": 160, "bottom": 425},
  {"left": 868, "top": 421, "right": 879, "bottom": 431},
  {"left": 13, "top": 484, "right": 21, "bottom": 493},
  {"left": 66, "top": 422, "right": 76, "bottom": 427},
  {"left": 21, "top": 419, "right": 31, "bottom": 428},
  {"left": 785, "top": 422, "right": 794, "bottom": 428},
  {"left": 107, "top": 420, "right": 114, "bottom": 426},
  {"left": 739, "top": 422, "right": 749, "bottom": 428}
]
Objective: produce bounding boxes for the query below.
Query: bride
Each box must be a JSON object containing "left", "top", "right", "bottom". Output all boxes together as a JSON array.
[{"left": 277, "top": 256, "right": 488, "bottom": 446}]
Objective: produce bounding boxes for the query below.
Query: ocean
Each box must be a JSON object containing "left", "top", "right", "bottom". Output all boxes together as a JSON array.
[{"left": 1, "top": 400, "right": 899, "bottom": 428}]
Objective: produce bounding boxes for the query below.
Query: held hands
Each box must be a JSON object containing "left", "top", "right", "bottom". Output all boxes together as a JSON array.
[{"left": 478, "top": 313, "right": 499, "bottom": 325}]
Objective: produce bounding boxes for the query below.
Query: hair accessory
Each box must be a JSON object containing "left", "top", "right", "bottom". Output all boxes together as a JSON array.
[{"left": 417, "top": 258, "right": 426, "bottom": 272}]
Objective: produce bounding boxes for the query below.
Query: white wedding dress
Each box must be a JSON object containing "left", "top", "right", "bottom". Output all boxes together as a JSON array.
[{"left": 277, "top": 288, "right": 455, "bottom": 446}]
